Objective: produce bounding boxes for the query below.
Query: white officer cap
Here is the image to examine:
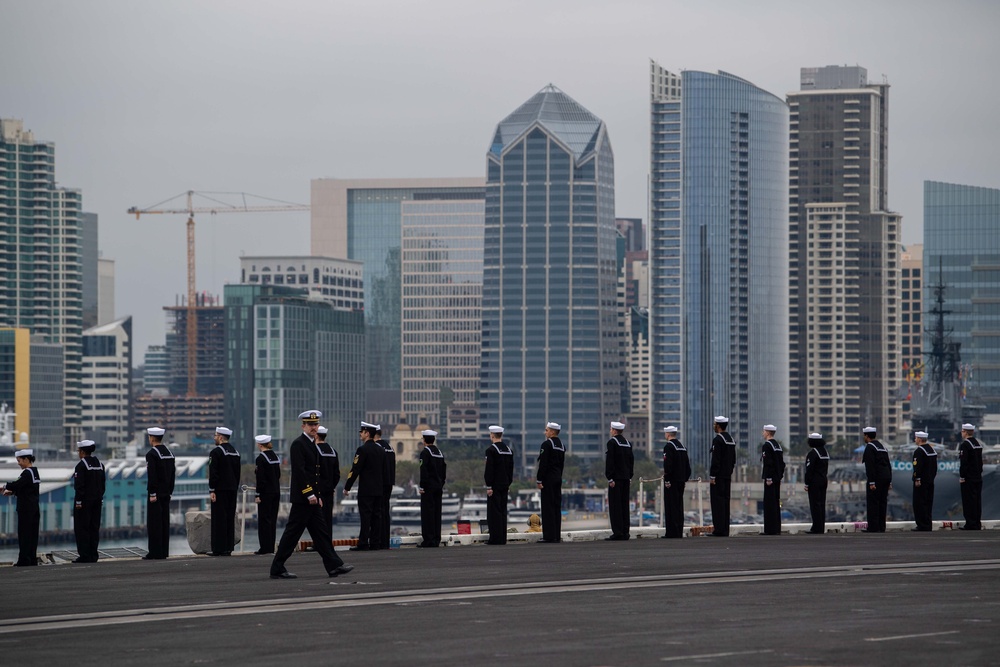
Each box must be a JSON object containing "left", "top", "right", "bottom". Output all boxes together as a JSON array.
[
  {"left": 147, "top": 427, "right": 165, "bottom": 436},
  {"left": 216, "top": 427, "right": 232, "bottom": 436},
  {"left": 545, "top": 422, "right": 561, "bottom": 431},
  {"left": 76, "top": 440, "right": 96, "bottom": 449},
  {"left": 15, "top": 448, "right": 33, "bottom": 457},
  {"left": 663, "top": 426, "right": 678, "bottom": 433},
  {"left": 317, "top": 426, "right": 328, "bottom": 435},
  {"left": 714, "top": 416, "right": 729, "bottom": 424},
  {"left": 489, "top": 425, "right": 505, "bottom": 434},
  {"left": 374, "top": 424, "right": 382, "bottom": 432},
  {"left": 809, "top": 432, "right": 822, "bottom": 440},
  {"left": 863, "top": 426, "right": 877, "bottom": 434},
  {"left": 610, "top": 421, "right": 625, "bottom": 430},
  {"left": 360, "top": 421, "right": 377, "bottom": 429},
  {"left": 255, "top": 435, "right": 272, "bottom": 444},
  {"left": 763, "top": 424, "right": 776, "bottom": 432},
  {"left": 422, "top": 429, "right": 438, "bottom": 437},
  {"left": 914, "top": 431, "right": 929, "bottom": 439},
  {"left": 962, "top": 423, "right": 976, "bottom": 431},
  {"left": 299, "top": 410, "right": 322, "bottom": 422}
]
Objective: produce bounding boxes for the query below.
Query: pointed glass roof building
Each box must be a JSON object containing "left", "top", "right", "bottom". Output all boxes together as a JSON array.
[{"left": 481, "top": 86, "right": 623, "bottom": 464}]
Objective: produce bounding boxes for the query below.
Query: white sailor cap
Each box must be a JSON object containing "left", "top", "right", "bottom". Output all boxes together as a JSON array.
[
  {"left": 147, "top": 427, "right": 165, "bottom": 437},
  {"left": 360, "top": 421, "right": 377, "bottom": 430},
  {"left": 422, "top": 429, "right": 438, "bottom": 437},
  {"left": 216, "top": 426, "right": 232, "bottom": 436},
  {"left": 809, "top": 433, "right": 823, "bottom": 440},
  {"left": 914, "top": 431, "right": 929, "bottom": 439},
  {"left": 15, "top": 448, "right": 33, "bottom": 457},
  {"left": 610, "top": 421, "right": 625, "bottom": 430},
  {"left": 714, "top": 416, "right": 729, "bottom": 424},
  {"left": 255, "top": 435, "right": 272, "bottom": 444},
  {"left": 663, "top": 426, "right": 678, "bottom": 433},
  {"left": 763, "top": 424, "right": 776, "bottom": 432},
  {"left": 317, "top": 426, "right": 328, "bottom": 435},
  {"left": 489, "top": 425, "right": 505, "bottom": 434},
  {"left": 76, "top": 440, "right": 96, "bottom": 449},
  {"left": 962, "top": 423, "right": 976, "bottom": 431},
  {"left": 299, "top": 410, "right": 322, "bottom": 422},
  {"left": 545, "top": 422, "right": 561, "bottom": 431},
  {"left": 863, "top": 426, "right": 877, "bottom": 434}
]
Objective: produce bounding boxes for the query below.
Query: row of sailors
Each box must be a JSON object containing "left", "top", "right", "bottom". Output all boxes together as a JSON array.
[{"left": 0, "top": 415, "right": 987, "bottom": 572}]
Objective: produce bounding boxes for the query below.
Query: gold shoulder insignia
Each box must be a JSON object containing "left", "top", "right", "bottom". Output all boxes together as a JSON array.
[{"left": 353, "top": 455, "right": 359, "bottom": 464}]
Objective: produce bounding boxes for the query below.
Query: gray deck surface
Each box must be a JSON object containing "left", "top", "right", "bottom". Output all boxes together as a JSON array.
[{"left": 1, "top": 531, "right": 997, "bottom": 666}]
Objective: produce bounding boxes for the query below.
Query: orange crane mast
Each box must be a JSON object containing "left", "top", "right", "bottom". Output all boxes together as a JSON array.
[{"left": 128, "top": 191, "right": 309, "bottom": 396}]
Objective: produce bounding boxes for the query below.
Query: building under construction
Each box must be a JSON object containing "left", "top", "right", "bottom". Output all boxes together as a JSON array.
[{"left": 164, "top": 294, "right": 225, "bottom": 397}]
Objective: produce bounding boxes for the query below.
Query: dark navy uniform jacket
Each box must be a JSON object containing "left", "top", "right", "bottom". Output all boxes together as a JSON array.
[
  {"left": 74, "top": 455, "right": 106, "bottom": 504},
  {"left": 146, "top": 445, "right": 176, "bottom": 500},
  {"left": 254, "top": 449, "right": 281, "bottom": 497},
  {"left": 419, "top": 445, "right": 446, "bottom": 492},
  {"left": 536, "top": 437, "right": 565, "bottom": 486},
  {"left": 604, "top": 436, "right": 634, "bottom": 481},
  {"left": 709, "top": 432, "right": 736, "bottom": 480},
  {"left": 485, "top": 441, "right": 514, "bottom": 490},
  {"left": 344, "top": 439, "right": 384, "bottom": 496},
  {"left": 662, "top": 440, "right": 691, "bottom": 485}
]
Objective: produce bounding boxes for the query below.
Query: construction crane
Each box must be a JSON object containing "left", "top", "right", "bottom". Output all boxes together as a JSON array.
[{"left": 128, "top": 191, "right": 310, "bottom": 396}]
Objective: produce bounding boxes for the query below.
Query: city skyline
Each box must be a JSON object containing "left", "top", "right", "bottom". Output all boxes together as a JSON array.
[{"left": 3, "top": 2, "right": 998, "bottom": 360}]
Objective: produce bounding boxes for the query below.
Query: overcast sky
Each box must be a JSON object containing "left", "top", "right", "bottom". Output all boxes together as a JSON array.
[{"left": 3, "top": 0, "right": 998, "bottom": 360}]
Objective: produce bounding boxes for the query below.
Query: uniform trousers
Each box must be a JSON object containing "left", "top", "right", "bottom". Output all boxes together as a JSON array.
[
  {"left": 807, "top": 484, "right": 827, "bottom": 533},
  {"left": 663, "top": 482, "right": 685, "bottom": 538},
  {"left": 540, "top": 481, "right": 562, "bottom": 542},
  {"left": 321, "top": 492, "right": 335, "bottom": 534},
  {"left": 257, "top": 494, "right": 279, "bottom": 553},
  {"left": 762, "top": 482, "right": 781, "bottom": 535},
  {"left": 710, "top": 477, "right": 732, "bottom": 536},
  {"left": 381, "top": 485, "right": 393, "bottom": 549},
  {"left": 147, "top": 498, "right": 171, "bottom": 559},
  {"left": 16, "top": 505, "right": 39, "bottom": 566},
  {"left": 357, "top": 494, "right": 382, "bottom": 550},
  {"left": 486, "top": 488, "right": 509, "bottom": 544},
  {"left": 961, "top": 480, "right": 983, "bottom": 529},
  {"left": 211, "top": 489, "right": 238, "bottom": 554},
  {"left": 74, "top": 501, "right": 102, "bottom": 561},
  {"left": 912, "top": 482, "right": 934, "bottom": 530},
  {"left": 420, "top": 489, "right": 442, "bottom": 546},
  {"left": 271, "top": 502, "right": 344, "bottom": 575},
  {"left": 866, "top": 483, "right": 889, "bottom": 532},
  {"left": 608, "top": 481, "right": 631, "bottom": 539}
]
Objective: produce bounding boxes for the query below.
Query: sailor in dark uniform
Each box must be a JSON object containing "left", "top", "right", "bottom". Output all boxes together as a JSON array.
[
  {"left": 661, "top": 426, "right": 691, "bottom": 539},
  {"left": 253, "top": 434, "right": 281, "bottom": 555},
  {"left": 2, "top": 449, "right": 40, "bottom": 566},
  {"left": 417, "top": 430, "right": 446, "bottom": 547},
  {"left": 485, "top": 425, "right": 515, "bottom": 545},
  {"left": 316, "top": 426, "right": 340, "bottom": 534},
  {"left": 958, "top": 423, "right": 984, "bottom": 530},
  {"left": 270, "top": 410, "right": 353, "bottom": 579},
  {"left": 861, "top": 426, "right": 892, "bottom": 533},
  {"left": 709, "top": 416, "right": 736, "bottom": 536},
  {"left": 375, "top": 425, "right": 396, "bottom": 550},
  {"left": 73, "top": 439, "right": 106, "bottom": 562},
  {"left": 535, "top": 421, "right": 565, "bottom": 543},
  {"left": 605, "top": 420, "right": 634, "bottom": 541},
  {"left": 760, "top": 424, "right": 786, "bottom": 536},
  {"left": 208, "top": 426, "right": 241, "bottom": 556},
  {"left": 144, "top": 427, "right": 175, "bottom": 560},
  {"left": 344, "top": 421, "right": 384, "bottom": 550},
  {"left": 803, "top": 433, "right": 829, "bottom": 534},
  {"left": 911, "top": 430, "right": 937, "bottom": 531}
]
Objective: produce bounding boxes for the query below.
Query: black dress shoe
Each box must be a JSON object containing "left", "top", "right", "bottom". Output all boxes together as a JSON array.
[
  {"left": 270, "top": 571, "right": 297, "bottom": 579},
  {"left": 348, "top": 546, "right": 368, "bottom": 552},
  {"left": 604, "top": 536, "right": 617, "bottom": 541},
  {"left": 253, "top": 550, "right": 272, "bottom": 555},
  {"left": 329, "top": 565, "right": 354, "bottom": 577}
]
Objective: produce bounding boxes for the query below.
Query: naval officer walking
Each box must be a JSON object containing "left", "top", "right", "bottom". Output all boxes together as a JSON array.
[
  {"left": 270, "top": 410, "right": 353, "bottom": 579},
  {"left": 144, "top": 427, "right": 175, "bottom": 560},
  {"left": 661, "top": 426, "right": 691, "bottom": 539},
  {"left": 803, "top": 433, "right": 829, "bottom": 534},
  {"left": 208, "top": 426, "right": 241, "bottom": 556},
  {"left": 911, "top": 430, "right": 937, "bottom": 531},
  {"left": 535, "top": 421, "right": 565, "bottom": 543},
  {"left": 484, "top": 425, "right": 514, "bottom": 545}
]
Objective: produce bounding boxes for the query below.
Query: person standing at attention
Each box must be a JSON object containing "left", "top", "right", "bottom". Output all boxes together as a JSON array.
[
  {"left": 803, "top": 433, "right": 829, "bottom": 534},
  {"left": 254, "top": 434, "right": 281, "bottom": 555},
  {"left": 709, "top": 416, "right": 736, "bottom": 537},
  {"left": 760, "top": 425, "right": 785, "bottom": 536},
  {"left": 661, "top": 426, "right": 691, "bottom": 539},
  {"left": 535, "top": 421, "right": 565, "bottom": 543},
  {"left": 208, "top": 426, "right": 241, "bottom": 556},
  {"left": 144, "top": 427, "right": 175, "bottom": 560},
  {"left": 417, "top": 430, "right": 446, "bottom": 548},
  {"left": 72, "top": 439, "right": 106, "bottom": 563},
  {"left": 604, "top": 421, "right": 634, "bottom": 541},
  {"left": 2, "top": 449, "right": 41, "bottom": 566},
  {"left": 484, "top": 425, "right": 514, "bottom": 545}
]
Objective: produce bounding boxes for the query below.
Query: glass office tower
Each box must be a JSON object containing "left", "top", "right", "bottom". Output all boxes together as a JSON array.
[
  {"left": 649, "top": 63, "right": 789, "bottom": 469},
  {"left": 924, "top": 181, "right": 1000, "bottom": 412},
  {"left": 482, "top": 85, "right": 622, "bottom": 464}
]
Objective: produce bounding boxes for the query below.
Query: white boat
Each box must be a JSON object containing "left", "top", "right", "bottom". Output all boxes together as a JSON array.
[{"left": 388, "top": 493, "right": 462, "bottom": 526}]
